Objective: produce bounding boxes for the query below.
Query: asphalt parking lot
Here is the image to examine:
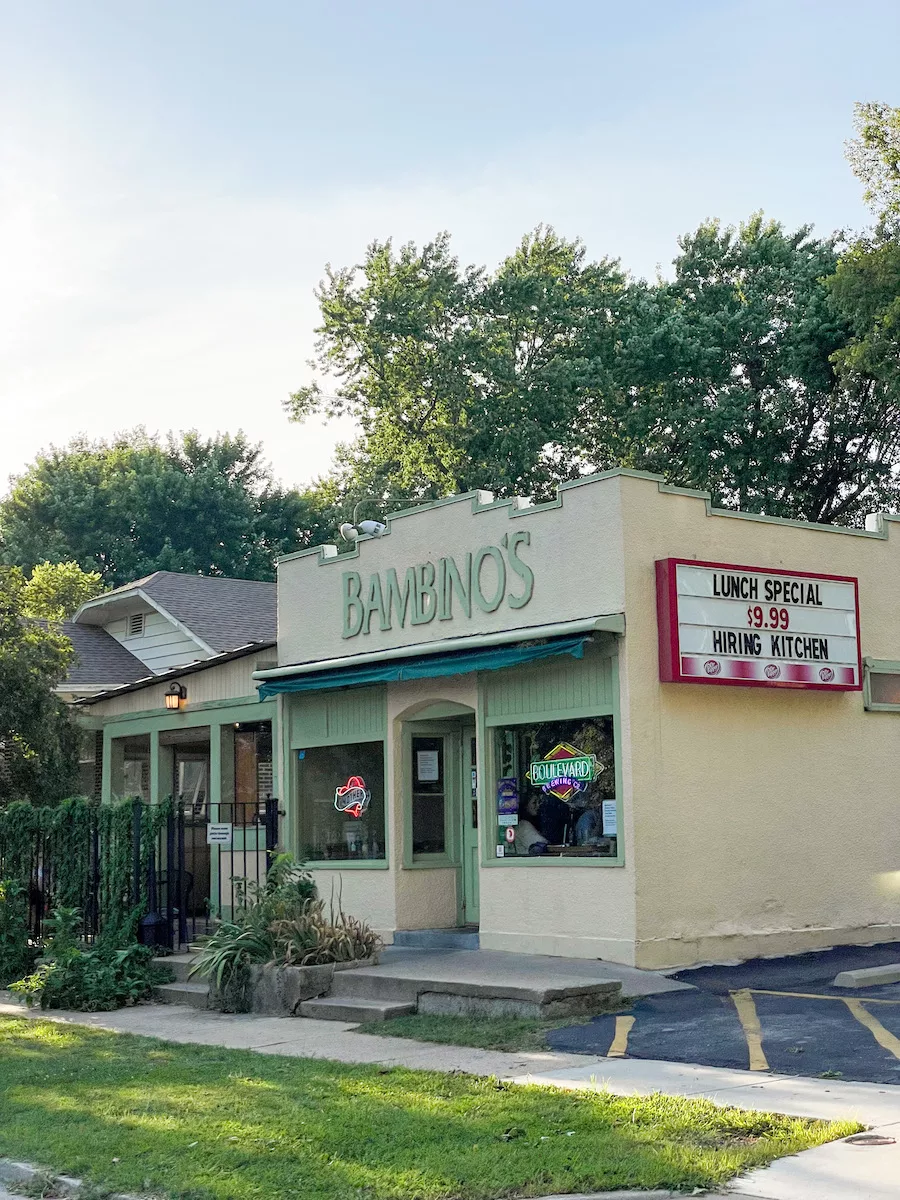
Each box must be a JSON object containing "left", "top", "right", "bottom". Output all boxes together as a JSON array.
[{"left": 547, "top": 941, "right": 900, "bottom": 1084}]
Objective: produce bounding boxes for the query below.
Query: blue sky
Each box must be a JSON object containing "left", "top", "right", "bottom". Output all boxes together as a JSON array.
[{"left": 2, "top": 0, "right": 898, "bottom": 493}]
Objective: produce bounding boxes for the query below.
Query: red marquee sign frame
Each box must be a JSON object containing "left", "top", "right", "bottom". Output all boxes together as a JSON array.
[{"left": 655, "top": 557, "right": 863, "bottom": 691}]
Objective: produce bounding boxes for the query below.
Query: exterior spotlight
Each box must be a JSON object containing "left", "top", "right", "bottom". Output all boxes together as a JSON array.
[
  {"left": 339, "top": 520, "right": 388, "bottom": 540},
  {"left": 164, "top": 682, "right": 187, "bottom": 711},
  {"left": 358, "top": 520, "right": 387, "bottom": 537}
]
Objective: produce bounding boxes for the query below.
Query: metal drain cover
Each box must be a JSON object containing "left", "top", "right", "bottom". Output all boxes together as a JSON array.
[{"left": 844, "top": 1133, "right": 897, "bottom": 1147}]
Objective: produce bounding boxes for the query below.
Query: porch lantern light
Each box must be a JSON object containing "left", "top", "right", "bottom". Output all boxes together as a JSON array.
[{"left": 164, "top": 682, "right": 187, "bottom": 711}]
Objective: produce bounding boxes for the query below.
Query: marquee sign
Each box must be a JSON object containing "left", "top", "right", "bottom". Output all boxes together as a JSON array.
[
  {"left": 527, "top": 743, "right": 601, "bottom": 802},
  {"left": 656, "top": 558, "right": 862, "bottom": 690}
]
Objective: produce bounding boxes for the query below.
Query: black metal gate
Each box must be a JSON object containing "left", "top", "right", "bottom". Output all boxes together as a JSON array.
[{"left": 138, "top": 794, "right": 280, "bottom": 949}]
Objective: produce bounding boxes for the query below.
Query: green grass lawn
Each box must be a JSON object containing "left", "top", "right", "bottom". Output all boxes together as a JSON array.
[
  {"left": 366, "top": 1013, "right": 585, "bottom": 1053},
  {"left": 0, "top": 1016, "right": 859, "bottom": 1200}
]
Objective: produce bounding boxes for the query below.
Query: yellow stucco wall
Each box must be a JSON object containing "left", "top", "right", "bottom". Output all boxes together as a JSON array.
[{"left": 618, "top": 474, "right": 900, "bottom": 968}]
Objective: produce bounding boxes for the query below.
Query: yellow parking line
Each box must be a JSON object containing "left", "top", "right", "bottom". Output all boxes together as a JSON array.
[
  {"left": 731, "top": 989, "right": 769, "bottom": 1071},
  {"left": 751, "top": 989, "right": 900, "bottom": 1005},
  {"left": 606, "top": 1015, "right": 635, "bottom": 1058},
  {"left": 844, "top": 999, "right": 900, "bottom": 1061}
]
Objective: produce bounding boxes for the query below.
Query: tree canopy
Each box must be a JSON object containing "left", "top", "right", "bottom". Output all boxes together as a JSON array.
[
  {"left": 20, "top": 562, "right": 105, "bottom": 622},
  {"left": 288, "top": 103, "right": 900, "bottom": 529},
  {"left": 0, "top": 567, "right": 79, "bottom": 806},
  {"left": 0, "top": 430, "right": 331, "bottom": 587}
]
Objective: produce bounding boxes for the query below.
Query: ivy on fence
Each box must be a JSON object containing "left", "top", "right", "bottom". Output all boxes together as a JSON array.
[{"left": 0, "top": 796, "right": 171, "bottom": 939}]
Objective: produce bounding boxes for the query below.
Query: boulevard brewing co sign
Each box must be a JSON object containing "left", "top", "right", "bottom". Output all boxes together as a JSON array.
[{"left": 656, "top": 558, "right": 861, "bottom": 690}]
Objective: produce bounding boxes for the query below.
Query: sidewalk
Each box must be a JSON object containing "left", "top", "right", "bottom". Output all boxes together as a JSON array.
[{"left": 2, "top": 996, "right": 897, "bottom": 1198}]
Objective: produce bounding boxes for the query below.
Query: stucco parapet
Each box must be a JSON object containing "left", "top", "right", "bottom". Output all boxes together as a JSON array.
[{"left": 281, "top": 471, "right": 900, "bottom": 572}]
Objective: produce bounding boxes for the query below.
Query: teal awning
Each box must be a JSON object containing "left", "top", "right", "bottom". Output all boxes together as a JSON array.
[{"left": 258, "top": 634, "right": 589, "bottom": 698}]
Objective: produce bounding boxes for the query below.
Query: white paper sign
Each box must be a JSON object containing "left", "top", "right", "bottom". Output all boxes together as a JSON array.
[
  {"left": 206, "top": 822, "right": 233, "bottom": 846},
  {"left": 416, "top": 750, "right": 440, "bottom": 782},
  {"left": 497, "top": 814, "right": 519, "bottom": 827},
  {"left": 601, "top": 801, "right": 617, "bottom": 837}
]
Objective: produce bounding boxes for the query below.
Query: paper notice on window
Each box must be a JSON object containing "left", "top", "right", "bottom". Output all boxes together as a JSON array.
[
  {"left": 601, "top": 800, "right": 617, "bottom": 837},
  {"left": 416, "top": 750, "right": 440, "bottom": 782}
]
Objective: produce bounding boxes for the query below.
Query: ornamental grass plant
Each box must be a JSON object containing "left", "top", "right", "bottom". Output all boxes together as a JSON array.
[{"left": 191, "top": 854, "right": 381, "bottom": 1010}]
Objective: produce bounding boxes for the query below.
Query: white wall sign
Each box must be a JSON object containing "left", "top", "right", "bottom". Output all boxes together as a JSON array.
[
  {"left": 206, "top": 822, "right": 234, "bottom": 845},
  {"left": 656, "top": 558, "right": 861, "bottom": 690}
]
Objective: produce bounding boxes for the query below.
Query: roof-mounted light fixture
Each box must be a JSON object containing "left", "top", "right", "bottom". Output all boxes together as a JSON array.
[
  {"left": 339, "top": 498, "right": 422, "bottom": 542},
  {"left": 164, "top": 682, "right": 187, "bottom": 711}
]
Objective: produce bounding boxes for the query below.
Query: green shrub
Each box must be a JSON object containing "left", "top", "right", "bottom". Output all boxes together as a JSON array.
[
  {"left": 0, "top": 879, "right": 35, "bottom": 985},
  {"left": 9, "top": 905, "right": 172, "bottom": 1011},
  {"left": 192, "top": 855, "right": 380, "bottom": 1009}
]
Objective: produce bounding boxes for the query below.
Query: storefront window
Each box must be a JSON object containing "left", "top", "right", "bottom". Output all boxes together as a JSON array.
[
  {"left": 494, "top": 716, "right": 616, "bottom": 859},
  {"left": 297, "top": 741, "right": 386, "bottom": 862}
]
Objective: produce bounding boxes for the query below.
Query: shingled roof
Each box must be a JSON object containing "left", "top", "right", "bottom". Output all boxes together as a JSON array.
[
  {"left": 77, "top": 571, "right": 276, "bottom": 652},
  {"left": 60, "top": 622, "right": 149, "bottom": 686}
]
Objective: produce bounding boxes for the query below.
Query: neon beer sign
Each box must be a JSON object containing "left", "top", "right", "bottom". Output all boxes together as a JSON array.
[
  {"left": 527, "top": 743, "right": 601, "bottom": 803},
  {"left": 334, "top": 776, "right": 371, "bottom": 819}
]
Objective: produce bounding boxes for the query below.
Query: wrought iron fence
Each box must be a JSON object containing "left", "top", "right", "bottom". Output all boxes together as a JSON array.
[{"left": 0, "top": 796, "right": 280, "bottom": 949}]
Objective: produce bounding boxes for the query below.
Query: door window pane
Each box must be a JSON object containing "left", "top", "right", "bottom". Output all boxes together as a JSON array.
[
  {"left": 297, "top": 742, "right": 386, "bottom": 861},
  {"left": 412, "top": 735, "right": 446, "bottom": 855}
]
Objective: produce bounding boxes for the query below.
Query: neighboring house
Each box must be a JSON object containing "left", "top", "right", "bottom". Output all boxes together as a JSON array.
[
  {"left": 58, "top": 571, "right": 276, "bottom": 701},
  {"left": 58, "top": 571, "right": 277, "bottom": 799}
]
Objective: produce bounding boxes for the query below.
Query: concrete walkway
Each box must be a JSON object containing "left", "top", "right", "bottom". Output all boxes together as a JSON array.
[
  {"left": 2, "top": 996, "right": 897, "bottom": 1198},
  {"left": 367, "top": 945, "right": 693, "bottom": 998}
]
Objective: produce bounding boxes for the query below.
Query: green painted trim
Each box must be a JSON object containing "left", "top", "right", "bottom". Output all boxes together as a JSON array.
[
  {"left": 483, "top": 700, "right": 615, "bottom": 728},
  {"left": 862, "top": 660, "right": 900, "bottom": 712},
  {"left": 279, "top": 470, "right": 900, "bottom": 575},
  {"left": 400, "top": 720, "right": 462, "bottom": 870},
  {"left": 481, "top": 856, "right": 624, "bottom": 868},
  {"left": 98, "top": 701, "right": 275, "bottom": 741},
  {"left": 303, "top": 860, "right": 390, "bottom": 870},
  {"left": 92, "top": 696, "right": 271, "bottom": 727}
]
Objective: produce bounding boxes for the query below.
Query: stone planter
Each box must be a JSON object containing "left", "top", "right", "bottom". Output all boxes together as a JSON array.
[{"left": 216, "top": 955, "right": 377, "bottom": 1016}]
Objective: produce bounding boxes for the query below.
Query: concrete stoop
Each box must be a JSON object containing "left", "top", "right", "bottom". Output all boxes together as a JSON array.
[
  {"left": 306, "top": 959, "right": 623, "bottom": 1023},
  {"left": 152, "top": 952, "right": 209, "bottom": 1009},
  {"left": 152, "top": 947, "right": 625, "bottom": 1024}
]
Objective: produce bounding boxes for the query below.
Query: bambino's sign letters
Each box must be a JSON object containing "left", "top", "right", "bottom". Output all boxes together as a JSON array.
[{"left": 342, "top": 531, "right": 534, "bottom": 639}]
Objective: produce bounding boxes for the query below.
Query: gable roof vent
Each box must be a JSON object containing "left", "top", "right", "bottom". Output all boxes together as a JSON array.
[{"left": 127, "top": 613, "right": 146, "bottom": 638}]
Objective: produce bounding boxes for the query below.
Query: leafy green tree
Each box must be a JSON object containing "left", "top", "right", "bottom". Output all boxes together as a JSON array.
[
  {"left": 20, "top": 562, "right": 105, "bottom": 621},
  {"left": 597, "top": 214, "right": 900, "bottom": 524},
  {"left": 846, "top": 101, "right": 900, "bottom": 226},
  {"left": 1, "top": 430, "right": 329, "bottom": 586},
  {"left": 826, "top": 103, "right": 900, "bottom": 467},
  {"left": 0, "top": 567, "right": 79, "bottom": 806},
  {"left": 287, "top": 227, "right": 626, "bottom": 502},
  {"left": 296, "top": 208, "right": 900, "bottom": 527}
]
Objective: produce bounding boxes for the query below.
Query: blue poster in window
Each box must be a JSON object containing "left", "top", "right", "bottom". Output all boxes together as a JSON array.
[{"left": 496, "top": 777, "right": 519, "bottom": 816}]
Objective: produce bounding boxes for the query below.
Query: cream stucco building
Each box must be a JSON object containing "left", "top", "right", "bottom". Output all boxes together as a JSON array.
[{"left": 79, "top": 470, "right": 900, "bottom": 968}]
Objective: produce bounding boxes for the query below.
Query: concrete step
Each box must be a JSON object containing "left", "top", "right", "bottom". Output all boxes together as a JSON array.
[
  {"left": 153, "top": 981, "right": 209, "bottom": 1009},
  {"left": 330, "top": 971, "right": 421, "bottom": 1003},
  {"left": 299, "top": 996, "right": 416, "bottom": 1023},
  {"left": 153, "top": 953, "right": 199, "bottom": 983},
  {"left": 393, "top": 928, "right": 480, "bottom": 950}
]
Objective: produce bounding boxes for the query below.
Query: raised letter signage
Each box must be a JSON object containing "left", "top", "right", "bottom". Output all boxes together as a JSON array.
[
  {"left": 341, "top": 531, "right": 535, "bottom": 639},
  {"left": 656, "top": 558, "right": 861, "bottom": 690}
]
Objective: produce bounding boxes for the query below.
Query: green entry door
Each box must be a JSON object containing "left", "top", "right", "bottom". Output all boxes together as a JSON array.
[
  {"left": 460, "top": 727, "right": 480, "bottom": 926},
  {"left": 409, "top": 721, "right": 479, "bottom": 927}
]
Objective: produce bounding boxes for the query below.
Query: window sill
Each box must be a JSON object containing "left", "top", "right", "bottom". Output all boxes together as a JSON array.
[{"left": 303, "top": 859, "right": 389, "bottom": 870}]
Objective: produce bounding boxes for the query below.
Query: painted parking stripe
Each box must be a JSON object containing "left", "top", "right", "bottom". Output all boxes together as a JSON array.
[
  {"left": 730, "top": 989, "right": 769, "bottom": 1071},
  {"left": 606, "top": 1015, "right": 635, "bottom": 1058},
  {"left": 844, "top": 999, "right": 900, "bottom": 1061},
  {"left": 750, "top": 988, "right": 900, "bottom": 1005}
]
